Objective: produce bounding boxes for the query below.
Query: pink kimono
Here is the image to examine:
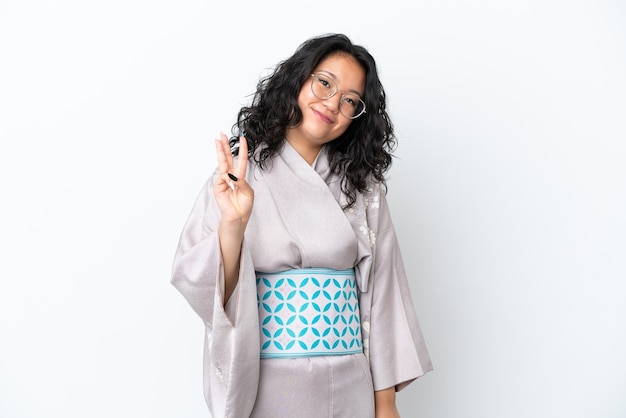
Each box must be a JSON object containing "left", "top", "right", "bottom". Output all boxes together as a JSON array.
[{"left": 171, "top": 142, "right": 432, "bottom": 417}]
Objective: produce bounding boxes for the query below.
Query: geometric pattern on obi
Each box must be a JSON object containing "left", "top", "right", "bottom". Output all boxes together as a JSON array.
[{"left": 255, "top": 268, "right": 362, "bottom": 359}]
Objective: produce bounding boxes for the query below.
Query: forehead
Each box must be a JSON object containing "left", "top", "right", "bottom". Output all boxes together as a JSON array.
[{"left": 313, "top": 53, "right": 366, "bottom": 93}]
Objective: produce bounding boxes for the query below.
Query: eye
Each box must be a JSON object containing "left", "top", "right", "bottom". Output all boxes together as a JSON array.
[
  {"left": 342, "top": 95, "right": 358, "bottom": 108},
  {"left": 317, "top": 75, "right": 333, "bottom": 90}
]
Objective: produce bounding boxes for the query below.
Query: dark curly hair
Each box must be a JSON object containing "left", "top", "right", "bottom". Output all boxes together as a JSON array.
[{"left": 230, "top": 33, "right": 396, "bottom": 208}]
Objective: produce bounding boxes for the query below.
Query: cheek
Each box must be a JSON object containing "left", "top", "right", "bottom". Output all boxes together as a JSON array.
[
  {"left": 296, "top": 84, "right": 313, "bottom": 108},
  {"left": 296, "top": 94, "right": 306, "bottom": 111}
]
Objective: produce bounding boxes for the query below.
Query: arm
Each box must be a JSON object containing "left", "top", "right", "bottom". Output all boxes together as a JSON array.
[
  {"left": 213, "top": 133, "right": 254, "bottom": 304},
  {"left": 375, "top": 387, "right": 401, "bottom": 418},
  {"left": 170, "top": 133, "right": 253, "bottom": 321},
  {"left": 170, "top": 134, "right": 260, "bottom": 417}
]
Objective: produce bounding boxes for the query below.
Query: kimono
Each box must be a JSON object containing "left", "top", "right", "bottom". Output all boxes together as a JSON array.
[{"left": 171, "top": 141, "right": 432, "bottom": 417}]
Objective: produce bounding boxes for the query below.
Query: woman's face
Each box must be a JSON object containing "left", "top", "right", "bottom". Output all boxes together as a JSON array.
[{"left": 285, "top": 53, "right": 366, "bottom": 164}]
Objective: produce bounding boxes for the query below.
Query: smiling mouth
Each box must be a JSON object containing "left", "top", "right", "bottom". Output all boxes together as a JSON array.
[{"left": 313, "top": 109, "right": 333, "bottom": 123}]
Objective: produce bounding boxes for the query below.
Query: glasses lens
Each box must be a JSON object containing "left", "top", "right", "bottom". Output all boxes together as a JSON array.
[
  {"left": 311, "top": 74, "right": 337, "bottom": 100},
  {"left": 340, "top": 94, "right": 366, "bottom": 119}
]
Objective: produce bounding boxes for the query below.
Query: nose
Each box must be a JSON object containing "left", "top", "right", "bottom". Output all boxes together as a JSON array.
[{"left": 323, "top": 93, "right": 342, "bottom": 113}]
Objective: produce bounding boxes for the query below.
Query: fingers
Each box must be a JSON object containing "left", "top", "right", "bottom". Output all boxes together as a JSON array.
[
  {"left": 215, "top": 132, "right": 233, "bottom": 175},
  {"left": 215, "top": 137, "right": 227, "bottom": 176},
  {"left": 216, "top": 133, "right": 248, "bottom": 175},
  {"left": 215, "top": 133, "right": 251, "bottom": 191}
]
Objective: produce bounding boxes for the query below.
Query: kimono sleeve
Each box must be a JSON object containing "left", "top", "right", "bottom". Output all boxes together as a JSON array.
[
  {"left": 170, "top": 174, "right": 230, "bottom": 326},
  {"left": 366, "top": 186, "right": 433, "bottom": 392}
]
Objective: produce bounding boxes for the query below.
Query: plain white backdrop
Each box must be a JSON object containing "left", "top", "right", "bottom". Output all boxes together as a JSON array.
[{"left": 1, "top": 0, "right": 625, "bottom": 417}]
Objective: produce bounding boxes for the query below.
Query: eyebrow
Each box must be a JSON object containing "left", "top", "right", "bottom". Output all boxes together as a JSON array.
[{"left": 316, "top": 70, "right": 363, "bottom": 97}]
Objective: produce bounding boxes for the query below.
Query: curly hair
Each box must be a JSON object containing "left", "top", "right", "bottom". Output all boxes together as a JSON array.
[{"left": 230, "top": 33, "right": 396, "bottom": 208}]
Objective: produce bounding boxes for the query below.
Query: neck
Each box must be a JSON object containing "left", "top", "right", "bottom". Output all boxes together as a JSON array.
[{"left": 284, "top": 138, "right": 322, "bottom": 165}]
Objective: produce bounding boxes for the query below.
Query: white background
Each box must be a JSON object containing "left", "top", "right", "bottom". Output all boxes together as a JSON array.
[{"left": 1, "top": 0, "right": 625, "bottom": 417}]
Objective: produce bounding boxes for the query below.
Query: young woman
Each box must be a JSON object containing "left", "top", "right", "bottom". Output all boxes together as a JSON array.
[{"left": 171, "top": 33, "right": 432, "bottom": 417}]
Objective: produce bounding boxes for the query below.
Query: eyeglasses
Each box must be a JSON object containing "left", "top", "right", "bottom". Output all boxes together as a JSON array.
[{"left": 310, "top": 73, "right": 367, "bottom": 119}]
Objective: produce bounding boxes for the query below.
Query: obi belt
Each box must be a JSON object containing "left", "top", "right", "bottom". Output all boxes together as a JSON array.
[{"left": 255, "top": 268, "right": 363, "bottom": 359}]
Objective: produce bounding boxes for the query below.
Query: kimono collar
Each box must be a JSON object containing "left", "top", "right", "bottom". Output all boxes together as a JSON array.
[{"left": 281, "top": 141, "right": 374, "bottom": 293}]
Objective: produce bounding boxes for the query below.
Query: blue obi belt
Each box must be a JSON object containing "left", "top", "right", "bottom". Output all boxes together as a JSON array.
[{"left": 255, "top": 268, "right": 363, "bottom": 359}]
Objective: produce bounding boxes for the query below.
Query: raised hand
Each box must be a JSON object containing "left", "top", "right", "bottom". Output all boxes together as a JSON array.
[{"left": 213, "top": 132, "right": 254, "bottom": 227}]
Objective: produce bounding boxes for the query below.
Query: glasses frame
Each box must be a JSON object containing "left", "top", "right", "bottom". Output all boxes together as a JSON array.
[{"left": 309, "top": 73, "right": 367, "bottom": 119}]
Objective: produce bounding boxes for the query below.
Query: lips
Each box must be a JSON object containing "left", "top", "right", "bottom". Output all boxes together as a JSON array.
[{"left": 312, "top": 108, "right": 333, "bottom": 124}]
